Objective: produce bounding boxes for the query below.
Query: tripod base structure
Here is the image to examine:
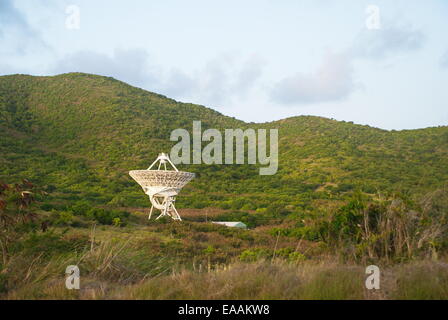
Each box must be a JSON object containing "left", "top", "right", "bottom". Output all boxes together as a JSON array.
[{"left": 148, "top": 194, "right": 181, "bottom": 221}]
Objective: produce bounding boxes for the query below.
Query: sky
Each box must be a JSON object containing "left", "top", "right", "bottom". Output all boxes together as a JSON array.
[{"left": 1, "top": 0, "right": 447, "bottom": 130}]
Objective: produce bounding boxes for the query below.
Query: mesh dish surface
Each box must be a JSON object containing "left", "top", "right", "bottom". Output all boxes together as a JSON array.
[{"left": 129, "top": 170, "right": 195, "bottom": 189}]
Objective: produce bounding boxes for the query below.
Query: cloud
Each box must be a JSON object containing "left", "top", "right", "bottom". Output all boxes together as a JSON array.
[
  {"left": 51, "top": 49, "right": 264, "bottom": 107},
  {"left": 0, "top": 0, "right": 47, "bottom": 55},
  {"left": 270, "top": 21, "right": 425, "bottom": 106},
  {"left": 170, "top": 54, "right": 265, "bottom": 106},
  {"left": 0, "top": 0, "right": 30, "bottom": 36},
  {"left": 350, "top": 23, "right": 426, "bottom": 60},
  {"left": 159, "top": 68, "right": 196, "bottom": 98},
  {"left": 270, "top": 52, "right": 355, "bottom": 105},
  {"left": 232, "top": 56, "right": 264, "bottom": 98},
  {"left": 441, "top": 50, "right": 448, "bottom": 69},
  {"left": 51, "top": 49, "right": 159, "bottom": 88},
  {"left": 195, "top": 55, "right": 233, "bottom": 104}
]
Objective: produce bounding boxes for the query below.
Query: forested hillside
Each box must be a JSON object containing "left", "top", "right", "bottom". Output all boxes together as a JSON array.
[
  {"left": 1, "top": 73, "right": 448, "bottom": 299},
  {"left": 1, "top": 73, "right": 447, "bottom": 213}
]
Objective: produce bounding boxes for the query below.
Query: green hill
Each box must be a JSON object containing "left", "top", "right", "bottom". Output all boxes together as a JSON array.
[
  {"left": 1, "top": 73, "right": 448, "bottom": 299},
  {"left": 1, "top": 72, "right": 447, "bottom": 213}
]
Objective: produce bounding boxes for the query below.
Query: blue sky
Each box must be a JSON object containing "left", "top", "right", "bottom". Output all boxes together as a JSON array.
[{"left": 1, "top": 0, "right": 447, "bottom": 130}]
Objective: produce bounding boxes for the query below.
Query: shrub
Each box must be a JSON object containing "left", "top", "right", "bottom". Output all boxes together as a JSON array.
[
  {"left": 85, "top": 208, "right": 129, "bottom": 225},
  {"left": 239, "top": 248, "right": 270, "bottom": 262},
  {"left": 50, "top": 210, "right": 75, "bottom": 226}
]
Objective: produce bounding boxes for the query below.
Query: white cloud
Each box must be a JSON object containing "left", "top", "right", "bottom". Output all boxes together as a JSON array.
[
  {"left": 270, "top": 21, "right": 426, "bottom": 106},
  {"left": 232, "top": 56, "right": 264, "bottom": 99},
  {"left": 50, "top": 49, "right": 264, "bottom": 107},
  {"left": 270, "top": 52, "right": 355, "bottom": 105},
  {"left": 350, "top": 23, "right": 426, "bottom": 60},
  {"left": 51, "top": 49, "right": 159, "bottom": 88},
  {"left": 0, "top": 0, "right": 47, "bottom": 55},
  {"left": 173, "top": 54, "right": 265, "bottom": 106},
  {"left": 159, "top": 68, "right": 196, "bottom": 98}
]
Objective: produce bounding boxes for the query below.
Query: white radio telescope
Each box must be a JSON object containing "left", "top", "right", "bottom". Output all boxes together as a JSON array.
[{"left": 129, "top": 153, "right": 195, "bottom": 221}]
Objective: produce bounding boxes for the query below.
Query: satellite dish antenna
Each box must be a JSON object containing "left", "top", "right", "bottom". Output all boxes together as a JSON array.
[{"left": 129, "top": 153, "right": 195, "bottom": 221}]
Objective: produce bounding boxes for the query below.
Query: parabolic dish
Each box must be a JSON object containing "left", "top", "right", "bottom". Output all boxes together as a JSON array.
[
  {"left": 129, "top": 153, "right": 194, "bottom": 221},
  {"left": 129, "top": 170, "right": 195, "bottom": 190}
]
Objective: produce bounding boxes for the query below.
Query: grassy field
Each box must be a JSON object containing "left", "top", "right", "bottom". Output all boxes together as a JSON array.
[
  {"left": 3, "top": 246, "right": 448, "bottom": 300},
  {"left": 1, "top": 211, "right": 447, "bottom": 300},
  {"left": 1, "top": 183, "right": 448, "bottom": 300}
]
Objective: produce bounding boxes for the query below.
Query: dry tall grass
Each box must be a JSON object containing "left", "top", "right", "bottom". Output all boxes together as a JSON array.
[
  {"left": 3, "top": 253, "right": 448, "bottom": 300},
  {"left": 1, "top": 188, "right": 447, "bottom": 300}
]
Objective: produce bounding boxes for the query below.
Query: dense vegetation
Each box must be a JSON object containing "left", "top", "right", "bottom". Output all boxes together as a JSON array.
[
  {"left": 1, "top": 73, "right": 447, "bottom": 213},
  {"left": 1, "top": 180, "right": 447, "bottom": 299},
  {"left": 1, "top": 73, "right": 447, "bottom": 299}
]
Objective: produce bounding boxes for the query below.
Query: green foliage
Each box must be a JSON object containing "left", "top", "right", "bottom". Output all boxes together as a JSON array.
[
  {"left": 1, "top": 73, "right": 448, "bottom": 284},
  {"left": 49, "top": 210, "right": 75, "bottom": 226},
  {"left": 268, "top": 188, "right": 448, "bottom": 262},
  {"left": 84, "top": 208, "right": 129, "bottom": 226},
  {"left": 112, "top": 217, "right": 122, "bottom": 227},
  {"left": 203, "top": 245, "right": 215, "bottom": 255},
  {"left": 0, "top": 73, "right": 447, "bottom": 216},
  {"left": 327, "top": 193, "right": 366, "bottom": 242},
  {"left": 239, "top": 248, "right": 270, "bottom": 262},
  {"left": 11, "top": 231, "right": 89, "bottom": 258}
]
